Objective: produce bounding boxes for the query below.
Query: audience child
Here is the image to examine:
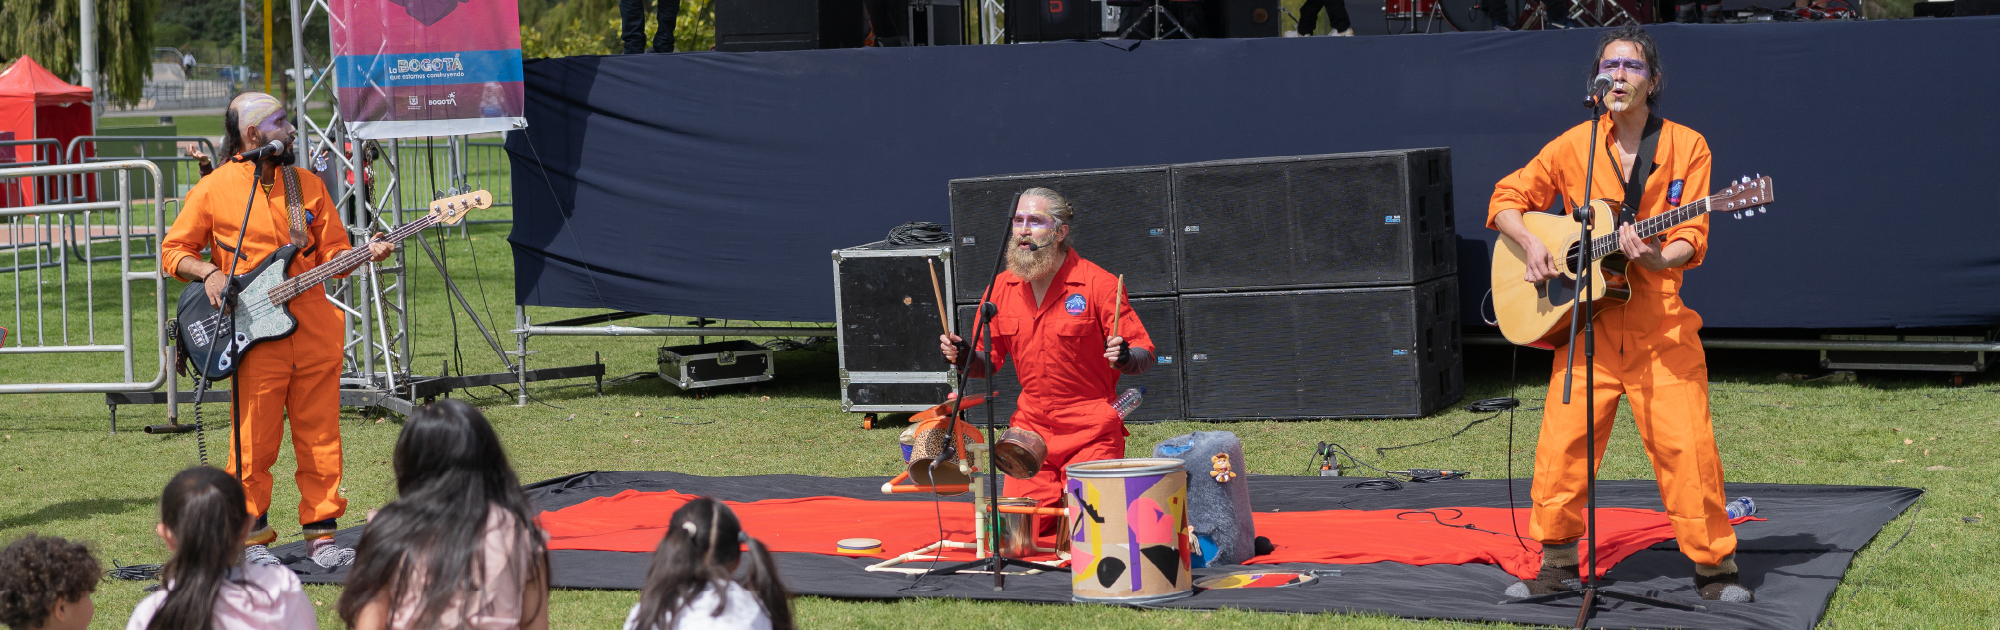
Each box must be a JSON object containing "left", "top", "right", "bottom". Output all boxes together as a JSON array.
[
  {"left": 337, "top": 400, "right": 550, "bottom": 630},
  {"left": 625, "top": 498, "right": 793, "bottom": 630},
  {"left": 126, "top": 466, "right": 317, "bottom": 630},
  {"left": 0, "top": 534, "right": 101, "bottom": 630}
]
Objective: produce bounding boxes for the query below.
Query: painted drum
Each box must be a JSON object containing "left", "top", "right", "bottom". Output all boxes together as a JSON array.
[
  {"left": 1064, "top": 458, "right": 1192, "bottom": 604},
  {"left": 993, "top": 427, "right": 1049, "bottom": 480}
]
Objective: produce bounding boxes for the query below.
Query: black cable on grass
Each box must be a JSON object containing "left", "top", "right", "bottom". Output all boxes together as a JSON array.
[{"left": 106, "top": 561, "right": 161, "bottom": 581}]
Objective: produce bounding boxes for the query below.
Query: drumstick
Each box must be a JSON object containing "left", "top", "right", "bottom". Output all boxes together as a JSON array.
[
  {"left": 927, "top": 258, "right": 951, "bottom": 335},
  {"left": 1111, "top": 274, "right": 1125, "bottom": 340}
]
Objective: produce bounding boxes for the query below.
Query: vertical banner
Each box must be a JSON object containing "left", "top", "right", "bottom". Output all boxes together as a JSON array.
[{"left": 330, "top": 0, "right": 527, "bottom": 139}]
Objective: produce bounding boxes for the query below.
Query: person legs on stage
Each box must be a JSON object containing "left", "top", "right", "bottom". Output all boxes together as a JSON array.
[
  {"left": 1516, "top": 307, "right": 1749, "bottom": 601},
  {"left": 1296, "top": 0, "right": 1354, "bottom": 36},
  {"left": 619, "top": 0, "right": 680, "bottom": 54},
  {"left": 1002, "top": 400, "right": 1129, "bottom": 537},
  {"left": 224, "top": 305, "right": 349, "bottom": 568}
]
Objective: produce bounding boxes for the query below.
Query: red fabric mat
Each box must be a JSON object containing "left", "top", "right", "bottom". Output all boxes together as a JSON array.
[{"left": 536, "top": 490, "right": 1757, "bottom": 579}]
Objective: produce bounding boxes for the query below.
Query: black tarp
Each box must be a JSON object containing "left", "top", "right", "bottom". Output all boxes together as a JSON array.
[
  {"left": 284, "top": 472, "right": 1919, "bottom": 630},
  {"left": 508, "top": 19, "right": 2000, "bottom": 327}
]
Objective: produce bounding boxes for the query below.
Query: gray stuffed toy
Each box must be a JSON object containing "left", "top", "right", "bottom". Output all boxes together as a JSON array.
[{"left": 1152, "top": 431, "right": 1257, "bottom": 567}]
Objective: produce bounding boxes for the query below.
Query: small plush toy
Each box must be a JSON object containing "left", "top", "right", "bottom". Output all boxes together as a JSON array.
[{"left": 1209, "top": 452, "right": 1235, "bottom": 483}]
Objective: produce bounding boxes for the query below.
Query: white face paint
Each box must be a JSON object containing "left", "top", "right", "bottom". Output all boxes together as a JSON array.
[{"left": 229, "top": 93, "right": 293, "bottom": 153}]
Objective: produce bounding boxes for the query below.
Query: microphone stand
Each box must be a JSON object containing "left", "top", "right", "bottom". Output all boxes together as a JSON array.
[
  {"left": 1502, "top": 92, "right": 1704, "bottom": 626},
  {"left": 927, "top": 193, "right": 1066, "bottom": 588}
]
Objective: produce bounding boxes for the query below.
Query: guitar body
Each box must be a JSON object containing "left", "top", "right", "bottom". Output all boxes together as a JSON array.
[
  {"left": 176, "top": 245, "right": 302, "bottom": 380},
  {"left": 1491, "top": 199, "right": 1633, "bottom": 349}
]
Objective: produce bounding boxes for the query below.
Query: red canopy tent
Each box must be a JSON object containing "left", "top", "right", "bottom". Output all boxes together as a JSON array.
[{"left": 0, "top": 56, "right": 94, "bottom": 206}]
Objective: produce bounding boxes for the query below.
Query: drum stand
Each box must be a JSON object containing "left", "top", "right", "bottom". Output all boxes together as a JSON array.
[
  {"left": 1499, "top": 91, "right": 1706, "bottom": 627},
  {"left": 869, "top": 447, "right": 1070, "bottom": 576},
  {"left": 1118, "top": 0, "right": 1193, "bottom": 39}
]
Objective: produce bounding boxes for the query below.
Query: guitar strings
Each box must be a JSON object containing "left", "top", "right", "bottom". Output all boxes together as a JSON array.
[{"left": 183, "top": 207, "right": 458, "bottom": 339}]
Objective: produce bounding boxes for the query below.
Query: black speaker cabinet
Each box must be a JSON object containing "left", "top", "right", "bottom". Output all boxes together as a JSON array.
[
  {"left": 1007, "top": 0, "right": 1105, "bottom": 41},
  {"left": 897, "top": 0, "right": 964, "bottom": 45},
  {"left": 954, "top": 296, "right": 1183, "bottom": 424},
  {"left": 833, "top": 240, "right": 955, "bottom": 413},
  {"left": 1219, "top": 0, "right": 1279, "bottom": 37},
  {"left": 1171, "top": 148, "right": 1456, "bottom": 292},
  {"left": 1180, "top": 276, "right": 1462, "bottom": 419},
  {"left": 716, "top": 0, "right": 866, "bottom": 52},
  {"left": 949, "top": 165, "right": 1174, "bottom": 304}
]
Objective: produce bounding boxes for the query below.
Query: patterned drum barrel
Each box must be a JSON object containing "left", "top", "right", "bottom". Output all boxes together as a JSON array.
[{"left": 1064, "top": 458, "right": 1192, "bottom": 604}]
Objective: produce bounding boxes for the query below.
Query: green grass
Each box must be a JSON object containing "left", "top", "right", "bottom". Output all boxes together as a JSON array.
[{"left": 1, "top": 222, "right": 1995, "bottom": 629}]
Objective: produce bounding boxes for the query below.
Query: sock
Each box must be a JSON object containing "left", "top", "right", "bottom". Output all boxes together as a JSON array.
[
  {"left": 1542, "top": 542, "right": 1578, "bottom": 567},
  {"left": 1696, "top": 554, "right": 1739, "bottom": 577},
  {"left": 302, "top": 518, "right": 339, "bottom": 539},
  {"left": 245, "top": 514, "right": 276, "bottom": 546}
]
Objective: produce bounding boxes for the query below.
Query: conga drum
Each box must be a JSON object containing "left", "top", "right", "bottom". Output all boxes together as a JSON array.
[{"left": 1064, "top": 458, "right": 1191, "bottom": 604}]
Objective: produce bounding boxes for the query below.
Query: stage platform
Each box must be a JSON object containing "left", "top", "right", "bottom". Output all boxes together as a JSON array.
[{"left": 279, "top": 471, "right": 1917, "bottom": 630}]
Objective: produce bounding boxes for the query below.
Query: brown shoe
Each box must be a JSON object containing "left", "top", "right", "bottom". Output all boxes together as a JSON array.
[{"left": 1504, "top": 563, "right": 1581, "bottom": 598}]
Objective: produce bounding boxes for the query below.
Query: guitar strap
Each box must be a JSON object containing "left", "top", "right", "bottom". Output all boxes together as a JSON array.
[
  {"left": 1618, "top": 114, "right": 1665, "bottom": 227},
  {"left": 279, "top": 166, "right": 309, "bottom": 248}
]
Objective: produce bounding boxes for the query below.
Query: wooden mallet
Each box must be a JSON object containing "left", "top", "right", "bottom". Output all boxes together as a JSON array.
[{"left": 927, "top": 258, "right": 951, "bottom": 335}]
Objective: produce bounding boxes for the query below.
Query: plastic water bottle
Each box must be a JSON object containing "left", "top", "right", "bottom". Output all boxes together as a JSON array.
[
  {"left": 1725, "top": 496, "right": 1756, "bottom": 519},
  {"left": 1112, "top": 387, "right": 1146, "bottom": 419}
]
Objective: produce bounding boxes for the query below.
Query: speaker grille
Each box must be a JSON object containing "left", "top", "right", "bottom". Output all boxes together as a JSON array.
[
  {"left": 949, "top": 166, "right": 1174, "bottom": 304},
  {"left": 954, "top": 297, "right": 1182, "bottom": 424},
  {"left": 1172, "top": 149, "right": 1455, "bottom": 291},
  {"left": 1180, "top": 276, "right": 1460, "bottom": 419}
]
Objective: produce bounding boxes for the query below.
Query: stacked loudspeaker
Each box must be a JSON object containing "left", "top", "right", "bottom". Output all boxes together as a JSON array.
[{"left": 949, "top": 149, "right": 1462, "bottom": 421}]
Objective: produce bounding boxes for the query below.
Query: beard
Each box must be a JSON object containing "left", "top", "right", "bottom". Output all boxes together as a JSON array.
[
  {"left": 1005, "top": 235, "right": 1063, "bottom": 282},
  {"left": 260, "top": 145, "right": 298, "bottom": 166}
]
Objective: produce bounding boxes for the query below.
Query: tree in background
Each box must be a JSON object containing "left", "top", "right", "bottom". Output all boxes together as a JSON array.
[
  {"left": 0, "top": 0, "right": 158, "bottom": 106},
  {"left": 520, "top": 0, "right": 713, "bottom": 59}
]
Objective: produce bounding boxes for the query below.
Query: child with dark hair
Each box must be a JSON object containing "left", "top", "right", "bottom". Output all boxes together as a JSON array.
[
  {"left": 625, "top": 498, "right": 793, "bottom": 630},
  {"left": 126, "top": 466, "right": 317, "bottom": 630},
  {"left": 337, "top": 399, "right": 550, "bottom": 630},
  {"left": 0, "top": 534, "right": 100, "bottom": 630}
]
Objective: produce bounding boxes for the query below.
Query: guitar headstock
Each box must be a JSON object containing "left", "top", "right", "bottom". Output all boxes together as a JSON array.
[
  {"left": 1716, "top": 175, "right": 1774, "bottom": 220},
  {"left": 428, "top": 190, "right": 493, "bottom": 226}
]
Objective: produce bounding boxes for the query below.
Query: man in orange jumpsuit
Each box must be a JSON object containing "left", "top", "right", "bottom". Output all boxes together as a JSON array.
[
  {"left": 1488, "top": 27, "right": 1751, "bottom": 603},
  {"left": 162, "top": 93, "right": 392, "bottom": 568},
  {"left": 939, "top": 187, "right": 1153, "bottom": 535}
]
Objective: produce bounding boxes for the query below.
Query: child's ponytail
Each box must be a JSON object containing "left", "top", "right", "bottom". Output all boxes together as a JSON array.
[{"left": 737, "top": 534, "right": 794, "bottom": 630}]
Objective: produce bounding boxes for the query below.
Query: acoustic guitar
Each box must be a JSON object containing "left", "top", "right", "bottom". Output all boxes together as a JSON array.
[
  {"left": 175, "top": 190, "right": 489, "bottom": 379},
  {"left": 1490, "top": 175, "right": 1773, "bottom": 348}
]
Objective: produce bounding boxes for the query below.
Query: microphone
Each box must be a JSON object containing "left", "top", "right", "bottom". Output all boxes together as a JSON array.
[
  {"left": 1584, "top": 72, "right": 1614, "bottom": 107},
  {"left": 1023, "top": 242, "right": 1041, "bottom": 251},
  {"left": 233, "top": 140, "right": 285, "bottom": 163},
  {"left": 980, "top": 302, "right": 998, "bottom": 318}
]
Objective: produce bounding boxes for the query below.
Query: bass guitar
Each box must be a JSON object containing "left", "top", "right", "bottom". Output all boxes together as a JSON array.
[
  {"left": 176, "top": 190, "right": 489, "bottom": 379},
  {"left": 1490, "top": 175, "right": 1773, "bottom": 348}
]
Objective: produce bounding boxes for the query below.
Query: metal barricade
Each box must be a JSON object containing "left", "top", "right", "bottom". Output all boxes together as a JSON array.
[
  {"left": 0, "top": 160, "right": 170, "bottom": 396},
  {"left": 0, "top": 139, "right": 69, "bottom": 273},
  {"left": 62, "top": 135, "right": 216, "bottom": 265},
  {"left": 389, "top": 137, "right": 513, "bottom": 225}
]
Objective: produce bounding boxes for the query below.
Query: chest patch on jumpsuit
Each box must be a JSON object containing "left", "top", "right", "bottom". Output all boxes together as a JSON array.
[{"left": 1064, "top": 293, "right": 1087, "bottom": 316}]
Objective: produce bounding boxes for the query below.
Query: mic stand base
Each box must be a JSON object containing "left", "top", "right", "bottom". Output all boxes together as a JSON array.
[
  {"left": 922, "top": 556, "right": 1069, "bottom": 579},
  {"left": 1502, "top": 586, "right": 1708, "bottom": 627}
]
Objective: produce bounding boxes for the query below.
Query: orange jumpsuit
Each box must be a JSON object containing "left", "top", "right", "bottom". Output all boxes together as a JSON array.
[
  {"left": 1487, "top": 113, "right": 1736, "bottom": 566},
  {"left": 162, "top": 160, "right": 351, "bottom": 536},
  {"left": 974, "top": 253, "right": 1153, "bottom": 531}
]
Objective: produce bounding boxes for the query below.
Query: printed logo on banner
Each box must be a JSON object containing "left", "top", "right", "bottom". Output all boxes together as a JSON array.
[
  {"left": 1668, "top": 179, "right": 1685, "bottom": 206},
  {"left": 1064, "top": 293, "right": 1087, "bottom": 316}
]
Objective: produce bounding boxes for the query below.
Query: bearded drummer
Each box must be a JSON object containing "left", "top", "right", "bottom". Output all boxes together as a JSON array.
[{"left": 938, "top": 187, "right": 1154, "bottom": 534}]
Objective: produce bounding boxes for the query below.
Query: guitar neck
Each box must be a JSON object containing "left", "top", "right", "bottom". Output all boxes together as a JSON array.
[
  {"left": 266, "top": 215, "right": 437, "bottom": 305},
  {"left": 1585, "top": 196, "right": 1713, "bottom": 263}
]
